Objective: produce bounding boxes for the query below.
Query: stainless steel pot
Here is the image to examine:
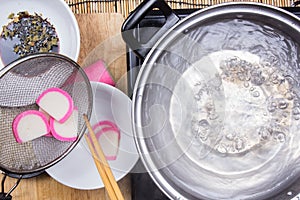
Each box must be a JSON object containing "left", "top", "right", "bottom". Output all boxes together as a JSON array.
[{"left": 122, "top": 1, "right": 300, "bottom": 199}]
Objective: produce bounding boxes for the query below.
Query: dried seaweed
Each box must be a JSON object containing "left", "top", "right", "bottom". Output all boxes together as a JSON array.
[{"left": 0, "top": 11, "right": 59, "bottom": 57}]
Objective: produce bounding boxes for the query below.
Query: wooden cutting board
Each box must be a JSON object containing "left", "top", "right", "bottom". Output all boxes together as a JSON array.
[
  {"left": 76, "top": 13, "right": 128, "bottom": 94},
  {"left": 1, "top": 13, "right": 131, "bottom": 200}
]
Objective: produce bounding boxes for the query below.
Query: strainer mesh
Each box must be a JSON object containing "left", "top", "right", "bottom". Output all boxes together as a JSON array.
[{"left": 0, "top": 54, "right": 92, "bottom": 175}]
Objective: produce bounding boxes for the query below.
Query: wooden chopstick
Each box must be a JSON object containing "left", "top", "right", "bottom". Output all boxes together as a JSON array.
[
  {"left": 84, "top": 134, "right": 118, "bottom": 200},
  {"left": 83, "top": 114, "right": 124, "bottom": 200}
]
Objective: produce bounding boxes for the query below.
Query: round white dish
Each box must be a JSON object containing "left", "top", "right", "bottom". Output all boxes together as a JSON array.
[
  {"left": 0, "top": 0, "right": 80, "bottom": 69},
  {"left": 46, "top": 82, "right": 139, "bottom": 190}
]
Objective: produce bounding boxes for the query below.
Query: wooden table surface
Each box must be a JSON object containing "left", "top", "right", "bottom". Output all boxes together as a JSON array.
[{"left": 1, "top": 13, "right": 132, "bottom": 200}]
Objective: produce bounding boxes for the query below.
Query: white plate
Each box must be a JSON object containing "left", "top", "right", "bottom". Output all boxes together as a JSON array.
[
  {"left": 0, "top": 0, "right": 80, "bottom": 69},
  {"left": 46, "top": 82, "right": 139, "bottom": 190}
]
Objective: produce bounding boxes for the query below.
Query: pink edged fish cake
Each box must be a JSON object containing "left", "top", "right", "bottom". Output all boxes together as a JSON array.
[
  {"left": 50, "top": 109, "right": 78, "bottom": 142},
  {"left": 36, "top": 87, "right": 74, "bottom": 123},
  {"left": 13, "top": 110, "right": 50, "bottom": 143},
  {"left": 92, "top": 120, "right": 118, "bottom": 133},
  {"left": 93, "top": 121, "right": 120, "bottom": 160},
  {"left": 39, "top": 107, "right": 52, "bottom": 137}
]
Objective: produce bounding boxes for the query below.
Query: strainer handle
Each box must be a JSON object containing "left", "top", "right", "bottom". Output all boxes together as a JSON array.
[
  {"left": 0, "top": 173, "right": 22, "bottom": 200},
  {"left": 0, "top": 193, "right": 11, "bottom": 200}
]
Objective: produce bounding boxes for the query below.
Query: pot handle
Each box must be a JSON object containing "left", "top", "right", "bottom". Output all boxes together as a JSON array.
[
  {"left": 291, "top": 0, "right": 300, "bottom": 6},
  {"left": 121, "top": 0, "right": 180, "bottom": 59}
]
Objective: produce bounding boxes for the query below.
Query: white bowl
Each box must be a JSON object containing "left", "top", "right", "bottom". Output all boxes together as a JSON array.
[
  {"left": 0, "top": 0, "right": 80, "bottom": 69},
  {"left": 46, "top": 82, "right": 139, "bottom": 190}
]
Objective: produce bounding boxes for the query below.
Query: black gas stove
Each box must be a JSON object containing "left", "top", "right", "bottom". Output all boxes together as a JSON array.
[{"left": 127, "top": 7, "right": 300, "bottom": 200}]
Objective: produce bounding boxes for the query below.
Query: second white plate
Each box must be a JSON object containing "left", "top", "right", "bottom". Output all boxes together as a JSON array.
[{"left": 46, "top": 82, "right": 139, "bottom": 190}]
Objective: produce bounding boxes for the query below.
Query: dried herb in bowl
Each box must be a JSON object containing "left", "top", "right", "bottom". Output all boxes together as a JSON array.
[{"left": 0, "top": 11, "right": 60, "bottom": 66}]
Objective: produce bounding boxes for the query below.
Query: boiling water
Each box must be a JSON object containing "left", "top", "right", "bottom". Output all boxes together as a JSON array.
[{"left": 167, "top": 19, "right": 300, "bottom": 199}]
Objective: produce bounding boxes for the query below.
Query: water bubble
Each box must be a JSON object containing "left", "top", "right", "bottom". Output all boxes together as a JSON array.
[
  {"left": 267, "top": 105, "right": 276, "bottom": 113},
  {"left": 199, "top": 119, "right": 210, "bottom": 127},
  {"left": 271, "top": 102, "right": 277, "bottom": 107},
  {"left": 278, "top": 75, "right": 285, "bottom": 84},
  {"left": 229, "top": 57, "right": 239, "bottom": 67},
  {"left": 270, "top": 73, "right": 279, "bottom": 84},
  {"left": 194, "top": 119, "right": 211, "bottom": 141},
  {"left": 197, "top": 90, "right": 203, "bottom": 96},
  {"left": 234, "top": 137, "right": 245, "bottom": 151},
  {"left": 292, "top": 107, "right": 300, "bottom": 115},
  {"left": 294, "top": 99, "right": 300, "bottom": 107},
  {"left": 205, "top": 102, "right": 215, "bottom": 112},
  {"left": 251, "top": 70, "right": 265, "bottom": 86},
  {"left": 198, "top": 134, "right": 208, "bottom": 141},
  {"left": 216, "top": 143, "right": 227, "bottom": 154},
  {"left": 294, "top": 115, "right": 300, "bottom": 120},
  {"left": 258, "top": 126, "right": 272, "bottom": 140},
  {"left": 249, "top": 87, "right": 255, "bottom": 91},
  {"left": 261, "top": 61, "right": 271, "bottom": 68},
  {"left": 221, "top": 73, "right": 227, "bottom": 80},
  {"left": 245, "top": 73, "right": 251, "bottom": 81},
  {"left": 284, "top": 75, "right": 296, "bottom": 85},
  {"left": 210, "top": 74, "right": 222, "bottom": 87},
  {"left": 263, "top": 112, "right": 268, "bottom": 116},
  {"left": 243, "top": 82, "right": 249, "bottom": 88},
  {"left": 285, "top": 91, "right": 294, "bottom": 100},
  {"left": 241, "top": 59, "right": 252, "bottom": 69},
  {"left": 278, "top": 99, "right": 288, "bottom": 109},
  {"left": 194, "top": 94, "right": 201, "bottom": 100},
  {"left": 208, "top": 112, "right": 219, "bottom": 120},
  {"left": 237, "top": 72, "right": 245, "bottom": 81},
  {"left": 267, "top": 55, "right": 279, "bottom": 67},
  {"left": 195, "top": 81, "right": 202, "bottom": 86},
  {"left": 225, "top": 133, "right": 235, "bottom": 141},
  {"left": 281, "top": 111, "right": 289, "bottom": 119},
  {"left": 252, "top": 91, "right": 260, "bottom": 97},
  {"left": 183, "top": 29, "right": 189, "bottom": 34},
  {"left": 214, "top": 86, "right": 221, "bottom": 91},
  {"left": 273, "top": 131, "right": 286, "bottom": 143},
  {"left": 267, "top": 98, "right": 277, "bottom": 113}
]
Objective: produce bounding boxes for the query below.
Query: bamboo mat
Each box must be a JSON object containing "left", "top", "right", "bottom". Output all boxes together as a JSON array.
[{"left": 65, "top": 0, "right": 294, "bottom": 17}]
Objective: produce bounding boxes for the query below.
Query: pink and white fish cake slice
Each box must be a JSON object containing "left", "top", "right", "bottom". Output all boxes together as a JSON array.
[
  {"left": 13, "top": 110, "right": 50, "bottom": 143},
  {"left": 95, "top": 125, "right": 120, "bottom": 160},
  {"left": 92, "top": 120, "right": 118, "bottom": 133},
  {"left": 39, "top": 107, "right": 52, "bottom": 137},
  {"left": 36, "top": 88, "right": 74, "bottom": 123},
  {"left": 50, "top": 109, "right": 78, "bottom": 142}
]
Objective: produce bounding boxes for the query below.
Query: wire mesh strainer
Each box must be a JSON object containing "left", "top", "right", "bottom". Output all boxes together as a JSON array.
[{"left": 0, "top": 53, "right": 92, "bottom": 199}]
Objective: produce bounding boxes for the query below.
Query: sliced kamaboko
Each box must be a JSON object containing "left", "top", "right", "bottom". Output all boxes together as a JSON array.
[
  {"left": 92, "top": 120, "right": 118, "bottom": 133},
  {"left": 36, "top": 88, "right": 74, "bottom": 123},
  {"left": 39, "top": 108, "right": 52, "bottom": 137},
  {"left": 50, "top": 109, "right": 78, "bottom": 142},
  {"left": 95, "top": 126, "right": 120, "bottom": 160},
  {"left": 91, "top": 120, "right": 120, "bottom": 160},
  {"left": 13, "top": 110, "right": 50, "bottom": 143}
]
